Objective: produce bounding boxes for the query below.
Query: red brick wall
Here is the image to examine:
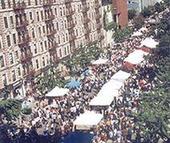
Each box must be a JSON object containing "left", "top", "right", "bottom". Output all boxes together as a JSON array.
[{"left": 112, "top": 0, "right": 128, "bottom": 28}]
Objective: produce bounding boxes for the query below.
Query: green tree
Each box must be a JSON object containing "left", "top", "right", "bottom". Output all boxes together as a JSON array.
[
  {"left": 135, "top": 9, "right": 170, "bottom": 142},
  {"left": 128, "top": 9, "right": 137, "bottom": 20},
  {"left": 113, "top": 26, "right": 132, "bottom": 43},
  {"left": 163, "top": 0, "right": 170, "bottom": 7},
  {"left": 154, "top": 2, "right": 165, "bottom": 13},
  {"left": 141, "top": 7, "right": 153, "bottom": 18},
  {"left": 133, "top": 15, "right": 145, "bottom": 29},
  {"left": 0, "top": 99, "right": 21, "bottom": 121}
]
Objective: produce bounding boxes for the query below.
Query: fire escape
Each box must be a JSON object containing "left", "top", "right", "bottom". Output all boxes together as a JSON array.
[
  {"left": 81, "top": 0, "right": 91, "bottom": 45},
  {"left": 13, "top": 1, "right": 34, "bottom": 78},
  {"left": 94, "top": 0, "right": 104, "bottom": 41},
  {"left": 43, "top": 0, "right": 58, "bottom": 64},
  {"left": 65, "top": 0, "right": 76, "bottom": 52}
]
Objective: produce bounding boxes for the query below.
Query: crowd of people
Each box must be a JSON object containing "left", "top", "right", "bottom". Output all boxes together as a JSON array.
[
  {"left": 0, "top": 7, "right": 169, "bottom": 143},
  {"left": 91, "top": 8, "right": 170, "bottom": 143}
]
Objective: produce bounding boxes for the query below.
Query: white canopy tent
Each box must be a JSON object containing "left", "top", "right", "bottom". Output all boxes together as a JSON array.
[
  {"left": 89, "top": 90, "right": 119, "bottom": 106},
  {"left": 91, "top": 58, "right": 108, "bottom": 65},
  {"left": 132, "top": 31, "right": 143, "bottom": 37},
  {"left": 148, "top": 19, "right": 157, "bottom": 24},
  {"left": 73, "top": 111, "right": 103, "bottom": 130},
  {"left": 139, "top": 27, "right": 148, "bottom": 32},
  {"left": 140, "top": 37, "right": 159, "bottom": 49},
  {"left": 124, "top": 50, "right": 148, "bottom": 65},
  {"left": 89, "top": 75, "right": 125, "bottom": 106},
  {"left": 103, "top": 80, "right": 124, "bottom": 91},
  {"left": 111, "top": 70, "right": 131, "bottom": 83},
  {"left": 45, "top": 86, "right": 69, "bottom": 97}
]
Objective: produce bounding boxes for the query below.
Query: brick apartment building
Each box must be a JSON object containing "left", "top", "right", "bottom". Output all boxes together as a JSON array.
[
  {"left": 112, "top": 0, "right": 128, "bottom": 28},
  {"left": 0, "top": 0, "right": 104, "bottom": 98}
]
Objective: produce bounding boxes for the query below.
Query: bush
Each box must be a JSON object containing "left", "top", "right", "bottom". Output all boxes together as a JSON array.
[
  {"left": 133, "top": 15, "right": 145, "bottom": 29},
  {"left": 128, "top": 9, "right": 137, "bottom": 20},
  {"left": 113, "top": 27, "right": 133, "bottom": 43},
  {"left": 141, "top": 7, "right": 152, "bottom": 18},
  {"left": 21, "top": 108, "right": 32, "bottom": 115},
  {"left": 154, "top": 2, "right": 165, "bottom": 13}
]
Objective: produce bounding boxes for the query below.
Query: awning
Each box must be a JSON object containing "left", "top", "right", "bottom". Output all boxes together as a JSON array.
[
  {"left": 103, "top": 80, "right": 124, "bottom": 91},
  {"left": 45, "top": 86, "right": 69, "bottom": 97},
  {"left": 132, "top": 31, "right": 143, "bottom": 37},
  {"left": 91, "top": 58, "right": 108, "bottom": 65},
  {"left": 65, "top": 79, "right": 81, "bottom": 89},
  {"left": 89, "top": 90, "right": 119, "bottom": 106},
  {"left": 140, "top": 37, "right": 159, "bottom": 49},
  {"left": 124, "top": 50, "right": 148, "bottom": 65},
  {"left": 111, "top": 70, "right": 131, "bottom": 83},
  {"left": 139, "top": 27, "right": 148, "bottom": 32},
  {"left": 73, "top": 111, "right": 103, "bottom": 130}
]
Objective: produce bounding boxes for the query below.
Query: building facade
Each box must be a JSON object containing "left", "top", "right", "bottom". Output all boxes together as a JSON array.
[
  {"left": 0, "top": 0, "right": 104, "bottom": 98},
  {"left": 128, "top": 0, "right": 163, "bottom": 12},
  {"left": 112, "top": 0, "right": 128, "bottom": 28}
]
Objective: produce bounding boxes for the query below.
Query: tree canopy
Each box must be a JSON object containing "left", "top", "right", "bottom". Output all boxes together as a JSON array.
[{"left": 134, "top": 9, "right": 170, "bottom": 142}]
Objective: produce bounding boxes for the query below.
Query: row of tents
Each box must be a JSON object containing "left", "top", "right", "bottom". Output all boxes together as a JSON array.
[
  {"left": 41, "top": 35, "right": 159, "bottom": 130},
  {"left": 73, "top": 35, "right": 159, "bottom": 130}
]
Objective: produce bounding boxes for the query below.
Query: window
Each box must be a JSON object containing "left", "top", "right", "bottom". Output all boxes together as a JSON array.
[
  {"left": 67, "top": 45, "right": 70, "bottom": 53},
  {"left": 9, "top": 53, "right": 13, "bottom": 64},
  {"left": 66, "top": 33, "right": 68, "bottom": 41},
  {"left": 38, "top": 27, "right": 41, "bottom": 37},
  {"left": 59, "top": 49, "right": 62, "bottom": 57},
  {"left": 55, "top": 8, "right": 57, "bottom": 15},
  {"left": 56, "top": 22, "right": 59, "bottom": 30},
  {"left": 15, "top": 51, "right": 19, "bottom": 59},
  {"left": 6, "top": 35, "right": 11, "bottom": 47},
  {"left": 43, "top": 26, "right": 45, "bottom": 33},
  {"left": 10, "top": 16, "right": 14, "bottom": 26},
  {"left": 37, "top": 12, "right": 39, "bottom": 21},
  {"left": 42, "top": 57, "right": 45, "bottom": 66},
  {"left": 44, "top": 41, "right": 47, "bottom": 50},
  {"left": 64, "top": 47, "right": 67, "bottom": 55},
  {"left": 4, "top": 17, "right": 8, "bottom": 28},
  {"left": 0, "top": 41, "right": 2, "bottom": 49},
  {"left": 29, "top": 12, "right": 33, "bottom": 20},
  {"left": 35, "top": 59, "right": 39, "bottom": 69},
  {"left": 60, "top": 7, "right": 62, "bottom": 16},
  {"left": 17, "top": 67, "right": 21, "bottom": 76},
  {"left": 0, "top": 55, "right": 5, "bottom": 68},
  {"left": 7, "top": 0, "right": 11, "bottom": 8},
  {"left": 32, "top": 29, "right": 35, "bottom": 38},
  {"left": 12, "top": 70, "right": 16, "bottom": 82},
  {"left": 40, "top": 42, "right": 43, "bottom": 52},
  {"left": 2, "top": 74, "right": 7, "bottom": 85},
  {"left": 34, "top": 44, "right": 37, "bottom": 54},
  {"left": 13, "top": 34, "right": 16, "bottom": 44},
  {"left": 41, "top": 11, "right": 43, "bottom": 20},
  {"left": 28, "top": 0, "right": 31, "bottom": 5},
  {"left": 63, "top": 35, "right": 65, "bottom": 42},
  {"left": 58, "top": 36, "right": 60, "bottom": 44},
  {"left": 35, "top": 0, "right": 38, "bottom": 5},
  {"left": 1, "top": 0, "right": 5, "bottom": 9}
]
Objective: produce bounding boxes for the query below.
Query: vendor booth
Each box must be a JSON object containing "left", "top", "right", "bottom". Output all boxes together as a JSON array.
[
  {"left": 132, "top": 31, "right": 143, "bottom": 37},
  {"left": 73, "top": 111, "right": 103, "bottom": 130},
  {"left": 123, "top": 50, "right": 148, "bottom": 70},
  {"left": 111, "top": 70, "right": 131, "bottom": 83},
  {"left": 91, "top": 58, "right": 108, "bottom": 65},
  {"left": 89, "top": 70, "right": 130, "bottom": 107},
  {"left": 89, "top": 90, "right": 119, "bottom": 106},
  {"left": 140, "top": 37, "right": 159, "bottom": 52},
  {"left": 45, "top": 86, "right": 69, "bottom": 97}
]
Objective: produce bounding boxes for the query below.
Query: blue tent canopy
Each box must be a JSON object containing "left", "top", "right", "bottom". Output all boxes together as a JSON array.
[
  {"left": 59, "top": 131, "right": 94, "bottom": 143},
  {"left": 65, "top": 79, "right": 81, "bottom": 89},
  {"left": 82, "top": 69, "right": 89, "bottom": 76}
]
